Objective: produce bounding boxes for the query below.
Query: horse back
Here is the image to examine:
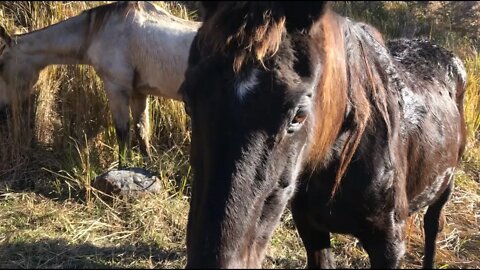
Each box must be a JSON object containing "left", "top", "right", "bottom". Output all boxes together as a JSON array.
[{"left": 387, "top": 39, "right": 467, "bottom": 103}]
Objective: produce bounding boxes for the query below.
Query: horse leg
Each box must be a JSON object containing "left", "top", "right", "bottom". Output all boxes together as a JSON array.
[
  {"left": 423, "top": 183, "right": 453, "bottom": 269},
  {"left": 131, "top": 93, "right": 151, "bottom": 161},
  {"left": 104, "top": 81, "right": 131, "bottom": 168},
  {"left": 291, "top": 193, "right": 335, "bottom": 269},
  {"left": 359, "top": 220, "right": 406, "bottom": 269}
]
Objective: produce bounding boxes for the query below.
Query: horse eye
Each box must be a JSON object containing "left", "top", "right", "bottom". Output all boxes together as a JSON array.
[
  {"left": 288, "top": 107, "right": 308, "bottom": 133},
  {"left": 292, "top": 109, "right": 307, "bottom": 124}
]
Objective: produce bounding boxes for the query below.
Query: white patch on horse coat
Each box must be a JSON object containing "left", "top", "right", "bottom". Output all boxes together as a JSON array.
[
  {"left": 410, "top": 167, "right": 455, "bottom": 212},
  {"left": 451, "top": 56, "right": 467, "bottom": 87},
  {"left": 401, "top": 87, "right": 424, "bottom": 127},
  {"left": 234, "top": 69, "right": 259, "bottom": 102}
]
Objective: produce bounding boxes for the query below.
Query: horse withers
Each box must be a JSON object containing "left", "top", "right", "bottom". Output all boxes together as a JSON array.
[{"left": 180, "top": 1, "right": 467, "bottom": 268}]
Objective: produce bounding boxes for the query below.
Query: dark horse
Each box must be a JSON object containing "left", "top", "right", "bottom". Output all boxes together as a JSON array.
[{"left": 179, "top": 2, "right": 467, "bottom": 268}]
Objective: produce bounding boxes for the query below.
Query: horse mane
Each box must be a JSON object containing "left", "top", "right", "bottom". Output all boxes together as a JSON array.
[
  {"left": 307, "top": 11, "right": 393, "bottom": 197},
  {"left": 83, "top": 1, "right": 143, "bottom": 39},
  {"left": 198, "top": 2, "right": 286, "bottom": 72},
  {"left": 356, "top": 22, "right": 385, "bottom": 45}
]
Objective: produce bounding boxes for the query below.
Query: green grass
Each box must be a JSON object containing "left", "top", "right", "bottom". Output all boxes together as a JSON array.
[{"left": 0, "top": 1, "right": 479, "bottom": 269}]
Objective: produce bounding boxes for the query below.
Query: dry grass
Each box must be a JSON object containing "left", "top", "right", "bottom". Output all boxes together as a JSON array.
[{"left": 0, "top": 1, "right": 479, "bottom": 269}]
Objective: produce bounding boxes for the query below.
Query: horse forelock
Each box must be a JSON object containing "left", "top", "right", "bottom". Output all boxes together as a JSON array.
[{"left": 198, "top": 2, "right": 286, "bottom": 73}]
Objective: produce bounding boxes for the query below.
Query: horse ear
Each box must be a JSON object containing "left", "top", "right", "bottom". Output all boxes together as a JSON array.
[
  {"left": 198, "top": 1, "right": 219, "bottom": 21},
  {"left": 0, "top": 25, "right": 12, "bottom": 48},
  {"left": 281, "top": 2, "right": 328, "bottom": 32}
]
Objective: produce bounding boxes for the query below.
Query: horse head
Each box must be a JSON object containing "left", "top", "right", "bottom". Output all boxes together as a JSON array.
[
  {"left": 180, "top": 2, "right": 330, "bottom": 268},
  {"left": 0, "top": 25, "right": 40, "bottom": 121}
]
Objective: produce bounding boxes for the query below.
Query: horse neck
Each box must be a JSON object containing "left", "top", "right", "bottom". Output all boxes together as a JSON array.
[
  {"left": 13, "top": 12, "right": 91, "bottom": 69},
  {"left": 307, "top": 11, "right": 392, "bottom": 195}
]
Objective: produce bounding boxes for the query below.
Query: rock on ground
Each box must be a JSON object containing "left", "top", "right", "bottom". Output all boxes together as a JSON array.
[{"left": 92, "top": 168, "right": 161, "bottom": 198}]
